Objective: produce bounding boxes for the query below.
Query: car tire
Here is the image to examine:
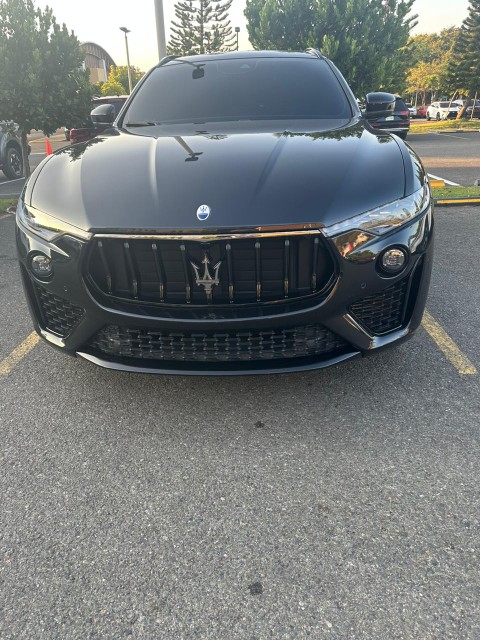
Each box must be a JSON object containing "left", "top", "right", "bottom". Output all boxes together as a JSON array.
[
  {"left": 396, "top": 131, "right": 408, "bottom": 140},
  {"left": 426, "top": 113, "right": 431, "bottom": 121},
  {"left": 2, "top": 144, "right": 24, "bottom": 180},
  {"left": 436, "top": 112, "right": 441, "bottom": 121}
]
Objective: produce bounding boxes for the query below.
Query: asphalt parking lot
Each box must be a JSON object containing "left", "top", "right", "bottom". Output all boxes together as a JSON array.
[
  {"left": 409, "top": 130, "right": 480, "bottom": 186},
  {"left": 1, "top": 202, "right": 479, "bottom": 638}
]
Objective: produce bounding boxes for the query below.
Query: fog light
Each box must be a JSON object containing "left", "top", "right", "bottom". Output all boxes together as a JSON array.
[
  {"left": 30, "top": 253, "right": 53, "bottom": 278},
  {"left": 380, "top": 248, "right": 407, "bottom": 274}
]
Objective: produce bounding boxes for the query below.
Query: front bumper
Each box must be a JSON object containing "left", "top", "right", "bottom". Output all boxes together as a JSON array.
[{"left": 16, "top": 209, "right": 434, "bottom": 375}]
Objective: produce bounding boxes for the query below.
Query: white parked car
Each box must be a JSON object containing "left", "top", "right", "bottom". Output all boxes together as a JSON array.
[
  {"left": 405, "top": 103, "right": 417, "bottom": 117},
  {"left": 426, "top": 102, "right": 459, "bottom": 121}
]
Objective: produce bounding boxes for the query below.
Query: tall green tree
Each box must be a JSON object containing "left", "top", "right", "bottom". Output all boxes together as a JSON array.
[
  {"left": 0, "top": 0, "right": 92, "bottom": 175},
  {"left": 446, "top": 0, "right": 480, "bottom": 118},
  {"left": 168, "top": 0, "right": 236, "bottom": 55},
  {"left": 405, "top": 28, "right": 459, "bottom": 104},
  {"left": 244, "top": 0, "right": 417, "bottom": 96}
]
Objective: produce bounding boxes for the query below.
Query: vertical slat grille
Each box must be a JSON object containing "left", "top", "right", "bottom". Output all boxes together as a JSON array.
[{"left": 88, "top": 233, "right": 335, "bottom": 306}]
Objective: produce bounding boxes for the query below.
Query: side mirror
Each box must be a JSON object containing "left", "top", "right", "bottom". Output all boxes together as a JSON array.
[
  {"left": 364, "top": 92, "right": 396, "bottom": 121},
  {"left": 90, "top": 104, "right": 116, "bottom": 128}
]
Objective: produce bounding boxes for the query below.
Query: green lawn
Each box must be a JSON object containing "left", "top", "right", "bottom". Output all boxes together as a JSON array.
[
  {"left": 432, "top": 185, "right": 480, "bottom": 200},
  {"left": 0, "top": 198, "right": 17, "bottom": 213},
  {"left": 411, "top": 119, "right": 480, "bottom": 134}
]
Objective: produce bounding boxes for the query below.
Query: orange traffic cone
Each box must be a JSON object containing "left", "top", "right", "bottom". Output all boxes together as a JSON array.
[{"left": 45, "top": 138, "right": 53, "bottom": 155}]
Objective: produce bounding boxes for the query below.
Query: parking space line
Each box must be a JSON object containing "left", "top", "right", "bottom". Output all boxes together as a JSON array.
[
  {"left": 428, "top": 173, "right": 460, "bottom": 186},
  {"left": 0, "top": 332, "right": 40, "bottom": 377},
  {"left": 433, "top": 131, "right": 476, "bottom": 140},
  {"left": 422, "top": 310, "right": 477, "bottom": 375}
]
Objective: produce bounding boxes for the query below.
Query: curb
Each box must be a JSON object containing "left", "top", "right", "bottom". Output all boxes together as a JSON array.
[{"left": 435, "top": 197, "right": 480, "bottom": 206}]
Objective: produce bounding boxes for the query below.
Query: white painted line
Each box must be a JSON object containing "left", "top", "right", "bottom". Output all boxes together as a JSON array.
[
  {"left": 0, "top": 176, "right": 25, "bottom": 183},
  {"left": 428, "top": 173, "right": 460, "bottom": 186},
  {"left": 0, "top": 193, "right": 21, "bottom": 198},
  {"left": 433, "top": 131, "right": 475, "bottom": 140},
  {"left": 30, "top": 152, "right": 46, "bottom": 156},
  {"left": 0, "top": 213, "right": 11, "bottom": 220}
]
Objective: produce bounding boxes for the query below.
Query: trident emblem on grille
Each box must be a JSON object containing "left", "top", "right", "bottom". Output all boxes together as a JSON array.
[{"left": 190, "top": 251, "right": 222, "bottom": 302}]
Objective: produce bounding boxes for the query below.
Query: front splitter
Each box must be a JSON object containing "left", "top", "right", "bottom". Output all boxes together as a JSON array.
[{"left": 76, "top": 350, "right": 361, "bottom": 376}]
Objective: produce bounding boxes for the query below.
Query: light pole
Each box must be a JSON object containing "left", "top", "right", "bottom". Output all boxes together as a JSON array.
[
  {"left": 154, "top": 0, "right": 167, "bottom": 60},
  {"left": 119, "top": 27, "right": 133, "bottom": 94},
  {"left": 235, "top": 26, "right": 240, "bottom": 51}
]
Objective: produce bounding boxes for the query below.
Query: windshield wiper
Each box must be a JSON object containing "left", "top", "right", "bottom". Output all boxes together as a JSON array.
[{"left": 124, "top": 121, "right": 159, "bottom": 127}]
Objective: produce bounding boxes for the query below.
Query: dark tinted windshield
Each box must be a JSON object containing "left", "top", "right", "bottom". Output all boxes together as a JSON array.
[
  {"left": 124, "top": 57, "right": 352, "bottom": 124},
  {"left": 439, "top": 102, "right": 450, "bottom": 108}
]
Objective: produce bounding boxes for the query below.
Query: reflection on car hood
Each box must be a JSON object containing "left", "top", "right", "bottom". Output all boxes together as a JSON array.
[{"left": 28, "top": 122, "right": 407, "bottom": 232}]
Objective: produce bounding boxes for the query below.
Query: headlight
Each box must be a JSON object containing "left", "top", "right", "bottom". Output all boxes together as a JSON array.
[
  {"left": 323, "top": 183, "right": 430, "bottom": 237},
  {"left": 16, "top": 200, "right": 91, "bottom": 242}
]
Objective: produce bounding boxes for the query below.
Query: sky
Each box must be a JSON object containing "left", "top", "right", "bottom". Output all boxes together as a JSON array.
[{"left": 37, "top": 0, "right": 469, "bottom": 72}]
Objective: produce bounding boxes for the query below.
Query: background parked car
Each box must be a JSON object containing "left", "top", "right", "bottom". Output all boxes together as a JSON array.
[
  {"left": 366, "top": 94, "right": 410, "bottom": 139},
  {"left": 452, "top": 99, "right": 480, "bottom": 118},
  {"left": 416, "top": 105, "right": 428, "bottom": 118},
  {"left": 405, "top": 103, "right": 417, "bottom": 118},
  {"left": 69, "top": 96, "right": 128, "bottom": 144},
  {"left": 426, "top": 102, "right": 459, "bottom": 120},
  {"left": 0, "top": 121, "right": 25, "bottom": 179}
]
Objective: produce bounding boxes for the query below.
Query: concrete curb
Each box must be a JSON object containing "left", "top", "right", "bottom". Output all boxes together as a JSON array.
[{"left": 435, "top": 197, "right": 480, "bottom": 207}]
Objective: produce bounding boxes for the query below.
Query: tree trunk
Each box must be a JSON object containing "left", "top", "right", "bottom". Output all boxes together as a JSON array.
[
  {"left": 456, "top": 94, "right": 473, "bottom": 119},
  {"left": 21, "top": 130, "right": 31, "bottom": 178}
]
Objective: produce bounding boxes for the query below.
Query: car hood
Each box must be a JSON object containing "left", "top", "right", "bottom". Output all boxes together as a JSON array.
[{"left": 28, "top": 121, "right": 408, "bottom": 232}]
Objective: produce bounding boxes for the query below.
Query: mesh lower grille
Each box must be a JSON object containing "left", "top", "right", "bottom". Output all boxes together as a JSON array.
[
  {"left": 349, "top": 279, "right": 408, "bottom": 335},
  {"left": 35, "top": 286, "right": 84, "bottom": 337},
  {"left": 89, "top": 324, "right": 348, "bottom": 363}
]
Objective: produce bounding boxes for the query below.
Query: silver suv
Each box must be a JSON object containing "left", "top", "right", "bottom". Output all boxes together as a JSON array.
[{"left": 0, "top": 121, "right": 24, "bottom": 179}]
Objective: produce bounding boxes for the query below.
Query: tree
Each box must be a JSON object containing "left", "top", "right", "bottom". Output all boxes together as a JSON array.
[
  {"left": 446, "top": 0, "right": 480, "bottom": 118},
  {"left": 405, "top": 28, "right": 459, "bottom": 104},
  {"left": 168, "top": 0, "right": 236, "bottom": 55},
  {"left": 244, "top": 0, "right": 417, "bottom": 96},
  {"left": 0, "top": 0, "right": 92, "bottom": 175},
  {"left": 245, "top": 0, "right": 315, "bottom": 51},
  {"left": 100, "top": 78, "right": 125, "bottom": 96},
  {"left": 102, "top": 65, "right": 144, "bottom": 95}
]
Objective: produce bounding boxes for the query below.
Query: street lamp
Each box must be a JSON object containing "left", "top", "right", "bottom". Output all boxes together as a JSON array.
[
  {"left": 154, "top": 0, "right": 167, "bottom": 60},
  {"left": 119, "top": 27, "right": 133, "bottom": 94},
  {"left": 235, "top": 26, "right": 240, "bottom": 51}
]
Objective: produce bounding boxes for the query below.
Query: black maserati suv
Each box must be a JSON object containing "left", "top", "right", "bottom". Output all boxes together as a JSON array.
[{"left": 16, "top": 50, "right": 433, "bottom": 375}]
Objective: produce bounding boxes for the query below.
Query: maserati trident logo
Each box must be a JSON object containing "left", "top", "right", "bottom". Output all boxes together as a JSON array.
[
  {"left": 196, "top": 204, "right": 211, "bottom": 221},
  {"left": 190, "top": 251, "right": 222, "bottom": 302}
]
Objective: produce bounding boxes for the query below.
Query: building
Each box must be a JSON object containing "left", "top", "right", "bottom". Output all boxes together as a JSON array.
[{"left": 80, "top": 42, "right": 116, "bottom": 84}]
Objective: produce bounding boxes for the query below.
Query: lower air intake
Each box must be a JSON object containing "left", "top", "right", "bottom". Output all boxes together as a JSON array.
[
  {"left": 349, "top": 279, "right": 408, "bottom": 335},
  {"left": 35, "top": 285, "right": 84, "bottom": 337},
  {"left": 89, "top": 324, "right": 348, "bottom": 363}
]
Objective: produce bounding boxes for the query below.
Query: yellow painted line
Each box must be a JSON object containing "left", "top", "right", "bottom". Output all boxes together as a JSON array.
[
  {"left": 436, "top": 198, "right": 480, "bottom": 205},
  {"left": 429, "top": 179, "right": 445, "bottom": 188},
  {"left": 422, "top": 310, "right": 477, "bottom": 375},
  {"left": 0, "top": 332, "right": 40, "bottom": 376}
]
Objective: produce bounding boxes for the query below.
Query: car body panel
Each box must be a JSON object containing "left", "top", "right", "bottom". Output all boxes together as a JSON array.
[{"left": 28, "top": 122, "right": 406, "bottom": 232}]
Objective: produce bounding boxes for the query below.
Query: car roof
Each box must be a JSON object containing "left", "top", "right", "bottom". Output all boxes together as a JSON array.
[
  {"left": 159, "top": 50, "right": 324, "bottom": 66},
  {"left": 93, "top": 95, "right": 129, "bottom": 101}
]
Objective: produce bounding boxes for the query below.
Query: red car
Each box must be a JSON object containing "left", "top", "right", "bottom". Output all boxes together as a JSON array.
[
  {"left": 68, "top": 96, "right": 128, "bottom": 144},
  {"left": 416, "top": 105, "right": 428, "bottom": 118}
]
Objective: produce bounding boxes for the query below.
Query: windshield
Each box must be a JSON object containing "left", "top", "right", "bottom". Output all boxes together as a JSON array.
[
  {"left": 439, "top": 102, "right": 450, "bottom": 108},
  {"left": 123, "top": 57, "right": 352, "bottom": 125}
]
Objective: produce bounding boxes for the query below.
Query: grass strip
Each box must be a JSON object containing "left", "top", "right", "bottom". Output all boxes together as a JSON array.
[
  {"left": 0, "top": 198, "right": 17, "bottom": 214},
  {"left": 432, "top": 186, "right": 480, "bottom": 200},
  {"left": 410, "top": 119, "right": 480, "bottom": 134}
]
